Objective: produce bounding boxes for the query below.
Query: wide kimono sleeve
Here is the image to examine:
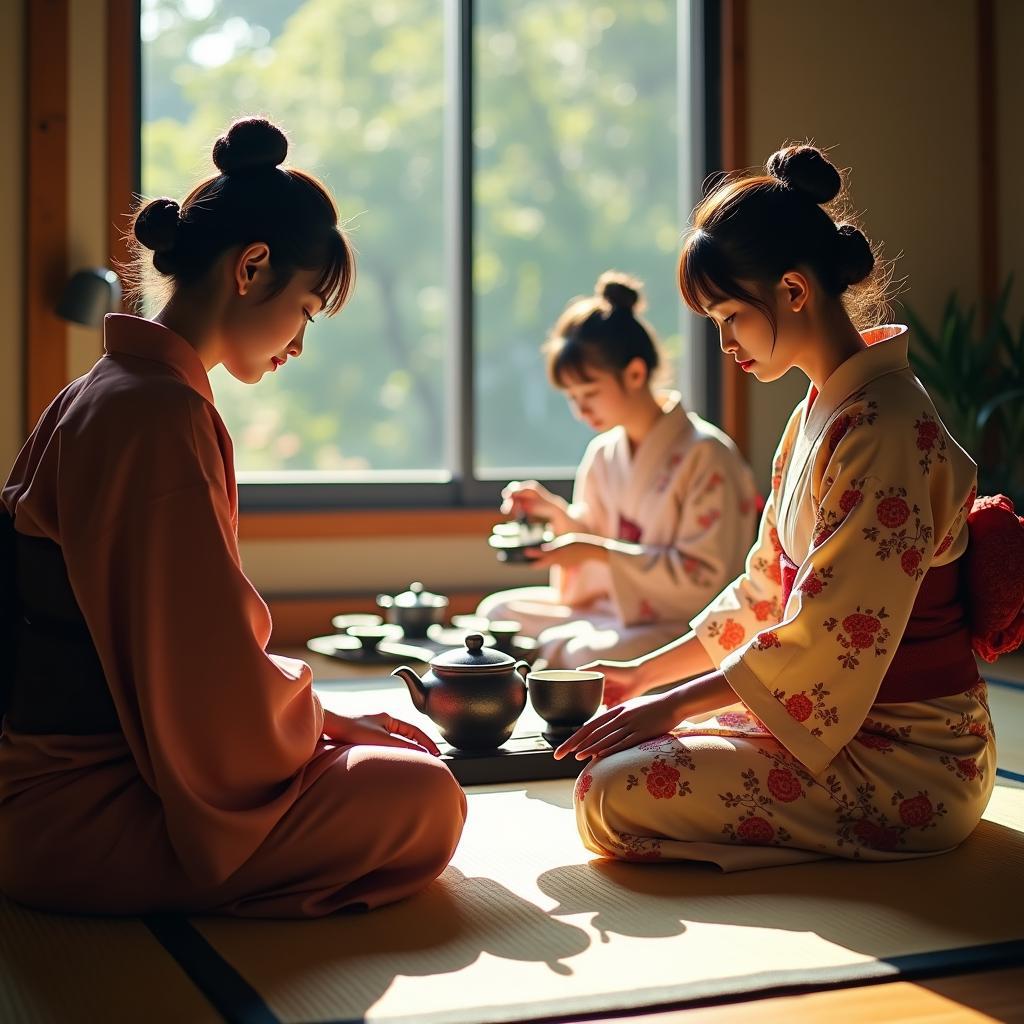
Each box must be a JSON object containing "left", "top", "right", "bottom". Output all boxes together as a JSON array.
[
  {"left": 694, "top": 399, "right": 970, "bottom": 776},
  {"left": 607, "top": 440, "right": 757, "bottom": 626},
  {"left": 58, "top": 391, "right": 325, "bottom": 886},
  {"left": 561, "top": 436, "right": 607, "bottom": 535},
  {"left": 555, "top": 437, "right": 610, "bottom": 604}
]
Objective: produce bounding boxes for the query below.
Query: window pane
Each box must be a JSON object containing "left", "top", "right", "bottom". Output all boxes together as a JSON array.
[
  {"left": 141, "top": 0, "right": 447, "bottom": 475},
  {"left": 474, "top": 0, "right": 683, "bottom": 475}
]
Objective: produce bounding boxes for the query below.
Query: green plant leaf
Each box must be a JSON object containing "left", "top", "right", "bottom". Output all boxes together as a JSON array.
[{"left": 978, "top": 388, "right": 1024, "bottom": 430}]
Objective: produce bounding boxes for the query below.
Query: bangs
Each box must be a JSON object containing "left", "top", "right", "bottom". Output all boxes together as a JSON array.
[
  {"left": 678, "top": 228, "right": 765, "bottom": 317},
  {"left": 546, "top": 334, "right": 599, "bottom": 388},
  {"left": 312, "top": 228, "right": 356, "bottom": 317}
]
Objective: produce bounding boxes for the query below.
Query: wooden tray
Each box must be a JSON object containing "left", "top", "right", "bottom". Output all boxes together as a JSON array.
[{"left": 441, "top": 732, "right": 586, "bottom": 785}]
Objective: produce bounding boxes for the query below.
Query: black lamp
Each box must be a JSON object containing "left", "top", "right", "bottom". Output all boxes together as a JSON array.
[{"left": 55, "top": 268, "right": 122, "bottom": 327}]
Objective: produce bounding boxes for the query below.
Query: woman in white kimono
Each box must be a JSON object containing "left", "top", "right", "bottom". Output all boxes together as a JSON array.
[
  {"left": 555, "top": 144, "right": 1022, "bottom": 867},
  {"left": 478, "top": 272, "right": 757, "bottom": 669}
]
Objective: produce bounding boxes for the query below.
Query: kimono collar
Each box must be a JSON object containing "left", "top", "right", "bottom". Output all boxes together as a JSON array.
[
  {"left": 803, "top": 324, "right": 909, "bottom": 441},
  {"left": 633, "top": 391, "right": 691, "bottom": 452},
  {"left": 103, "top": 314, "right": 215, "bottom": 405}
]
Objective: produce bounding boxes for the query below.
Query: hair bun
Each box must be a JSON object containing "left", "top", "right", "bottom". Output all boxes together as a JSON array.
[
  {"left": 596, "top": 271, "right": 642, "bottom": 314},
  {"left": 834, "top": 223, "right": 875, "bottom": 288},
  {"left": 212, "top": 117, "right": 288, "bottom": 175},
  {"left": 766, "top": 144, "right": 841, "bottom": 205},
  {"left": 133, "top": 197, "right": 180, "bottom": 253}
]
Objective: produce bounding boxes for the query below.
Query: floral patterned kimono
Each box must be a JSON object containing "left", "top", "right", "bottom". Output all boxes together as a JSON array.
[
  {"left": 576, "top": 326, "right": 995, "bottom": 869},
  {"left": 480, "top": 393, "right": 757, "bottom": 669}
]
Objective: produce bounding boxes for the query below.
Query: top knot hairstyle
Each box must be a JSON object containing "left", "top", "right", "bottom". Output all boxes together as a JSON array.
[
  {"left": 544, "top": 271, "right": 664, "bottom": 387},
  {"left": 678, "top": 143, "right": 887, "bottom": 331},
  {"left": 126, "top": 117, "right": 354, "bottom": 315}
]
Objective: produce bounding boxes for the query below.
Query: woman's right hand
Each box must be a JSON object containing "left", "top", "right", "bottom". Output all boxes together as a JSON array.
[
  {"left": 582, "top": 658, "right": 654, "bottom": 707},
  {"left": 501, "top": 480, "right": 569, "bottom": 531},
  {"left": 321, "top": 709, "right": 441, "bottom": 756}
]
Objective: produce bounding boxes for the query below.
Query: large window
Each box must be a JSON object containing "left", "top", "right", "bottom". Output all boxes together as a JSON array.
[{"left": 140, "top": 0, "right": 712, "bottom": 507}]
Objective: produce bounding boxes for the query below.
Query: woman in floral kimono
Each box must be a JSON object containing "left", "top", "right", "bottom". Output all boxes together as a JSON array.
[
  {"left": 479, "top": 272, "right": 757, "bottom": 669},
  {"left": 555, "top": 144, "right": 1019, "bottom": 868},
  {"left": 0, "top": 118, "right": 466, "bottom": 915}
]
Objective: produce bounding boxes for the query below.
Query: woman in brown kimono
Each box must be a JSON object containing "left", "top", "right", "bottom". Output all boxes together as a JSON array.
[{"left": 0, "top": 118, "right": 466, "bottom": 916}]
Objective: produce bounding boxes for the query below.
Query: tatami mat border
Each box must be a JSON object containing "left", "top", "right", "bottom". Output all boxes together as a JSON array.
[
  {"left": 144, "top": 918, "right": 1024, "bottom": 1024},
  {"left": 143, "top": 914, "right": 279, "bottom": 1024}
]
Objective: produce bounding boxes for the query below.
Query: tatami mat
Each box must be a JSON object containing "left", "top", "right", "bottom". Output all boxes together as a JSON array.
[
  {"left": 985, "top": 675, "right": 1024, "bottom": 785},
  {"left": 191, "top": 782, "right": 1024, "bottom": 1024},
  {"left": 1, "top": 664, "right": 1021, "bottom": 1024},
  {"left": 0, "top": 897, "right": 220, "bottom": 1024}
]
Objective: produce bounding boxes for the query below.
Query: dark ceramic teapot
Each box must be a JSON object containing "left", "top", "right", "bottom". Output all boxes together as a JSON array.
[
  {"left": 376, "top": 582, "right": 448, "bottom": 638},
  {"left": 393, "top": 634, "right": 528, "bottom": 751}
]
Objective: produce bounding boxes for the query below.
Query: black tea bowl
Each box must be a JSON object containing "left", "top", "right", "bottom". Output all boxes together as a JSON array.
[{"left": 527, "top": 669, "right": 604, "bottom": 744}]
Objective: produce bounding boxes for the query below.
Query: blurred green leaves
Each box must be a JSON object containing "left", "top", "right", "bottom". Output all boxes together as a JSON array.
[
  {"left": 141, "top": 0, "right": 684, "bottom": 475},
  {"left": 905, "top": 278, "right": 1024, "bottom": 507}
]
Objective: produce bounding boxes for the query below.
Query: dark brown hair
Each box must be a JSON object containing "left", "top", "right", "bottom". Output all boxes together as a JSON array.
[
  {"left": 544, "top": 271, "right": 663, "bottom": 387},
  {"left": 125, "top": 117, "right": 354, "bottom": 315},
  {"left": 678, "top": 143, "right": 889, "bottom": 333}
]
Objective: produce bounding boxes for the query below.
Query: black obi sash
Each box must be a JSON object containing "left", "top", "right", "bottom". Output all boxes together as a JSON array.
[{"left": 1, "top": 510, "right": 119, "bottom": 735}]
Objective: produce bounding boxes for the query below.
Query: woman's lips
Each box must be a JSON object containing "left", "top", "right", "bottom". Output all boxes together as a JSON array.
[
  {"left": 271, "top": 356, "right": 285, "bottom": 370},
  {"left": 738, "top": 358, "right": 756, "bottom": 372}
]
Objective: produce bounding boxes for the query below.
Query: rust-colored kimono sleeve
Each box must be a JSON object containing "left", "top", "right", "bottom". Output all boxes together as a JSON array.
[{"left": 59, "top": 397, "right": 324, "bottom": 886}]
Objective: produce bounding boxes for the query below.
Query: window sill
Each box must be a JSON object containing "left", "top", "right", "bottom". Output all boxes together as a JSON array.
[{"left": 239, "top": 507, "right": 501, "bottom": 541}]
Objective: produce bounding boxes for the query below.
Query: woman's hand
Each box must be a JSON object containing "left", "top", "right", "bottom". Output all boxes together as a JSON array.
[
  {"left": 322, "top": 709, "right": 441, "bottom": 756},
  {"left": 501, "top": 480, "right": 570, "bottom": 533},
  {"left": 553, "top": 690, "right": 687, "bottom": 762},
  {"left": 526, "top": 534, "right": 609, "bottom": 570},
  {"left": 581, "top": 658, "right": 653, "bottom": 707}
]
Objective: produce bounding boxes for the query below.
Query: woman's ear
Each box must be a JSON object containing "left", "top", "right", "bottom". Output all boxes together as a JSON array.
[
  {"left": 778, "top": 270, "right": 811, "bottom": 313},
  {"left": 234, "top": 242, "right": 271, "bottom": 296},
  {"left": 622, "top": 356, "right": 649, "bottom": 391}
]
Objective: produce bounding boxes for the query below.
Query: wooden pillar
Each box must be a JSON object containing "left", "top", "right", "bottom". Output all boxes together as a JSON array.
[
  {"left": 24, "top": 0, "right": 69, "bottom": 431},
  {"left": 977, "top": 0, "right": 999, "bottom": 309}
]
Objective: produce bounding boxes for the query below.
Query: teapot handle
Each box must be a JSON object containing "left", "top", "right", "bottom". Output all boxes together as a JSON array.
[{"left": 514, "top": 660, "right": 529, "bottom": 683}]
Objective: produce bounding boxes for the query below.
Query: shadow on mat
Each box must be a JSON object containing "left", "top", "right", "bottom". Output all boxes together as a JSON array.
[
  {"left": 535, "top": 817, "right": 1024, "bottom": 957},
  {"left": 195, "top": 865, "right": 591, "bottom": 1018}
]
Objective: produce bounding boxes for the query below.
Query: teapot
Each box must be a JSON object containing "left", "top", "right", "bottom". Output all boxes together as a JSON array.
[
  {"left": 376, "top": 582, "right": 448, "bottom": 638},
  {"left": 393, "top": 634, "right": 528, "bottom": 751}
]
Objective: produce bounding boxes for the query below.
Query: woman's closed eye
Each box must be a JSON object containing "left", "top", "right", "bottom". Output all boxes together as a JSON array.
[{"left": 303, "top": 309, "right": 316, "bottom": 325}]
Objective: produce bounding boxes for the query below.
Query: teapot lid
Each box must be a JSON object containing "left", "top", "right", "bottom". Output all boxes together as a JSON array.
[
  {"left": 431, "top": 633, "right": 514, "bottom": 673},
  {"left": 393, "top": 582, "right": 448, "bottom": 608}
]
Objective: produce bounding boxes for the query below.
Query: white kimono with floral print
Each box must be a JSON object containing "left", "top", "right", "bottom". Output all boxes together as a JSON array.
[
  {"left": 575, "top": 327, "right": 995, "bottom": 869},
  {"left": 479, "top": 393, "right": 757, "bottom": 669}
]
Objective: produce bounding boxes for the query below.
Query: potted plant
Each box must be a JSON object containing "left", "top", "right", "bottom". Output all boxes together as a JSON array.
[{"left": 904, "top": 278, "right": 1024, "bottom": 509}]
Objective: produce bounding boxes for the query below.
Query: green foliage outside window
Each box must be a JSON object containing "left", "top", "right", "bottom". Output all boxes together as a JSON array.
[{"left": 142, "top": 0, "right": 685, "bottom": 475}]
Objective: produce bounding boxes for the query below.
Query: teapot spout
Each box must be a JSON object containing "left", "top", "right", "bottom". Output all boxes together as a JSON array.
[{"left": 392, "top": 666, "right": 427, "bottom": 712}]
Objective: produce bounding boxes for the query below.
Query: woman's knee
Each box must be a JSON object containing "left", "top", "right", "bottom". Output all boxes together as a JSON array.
[
  {"left": 353, "top": 747, "right": 466, "bottom": 853},
  {"left": 571, "top": 751, "right": 639, "bottom": 849}
]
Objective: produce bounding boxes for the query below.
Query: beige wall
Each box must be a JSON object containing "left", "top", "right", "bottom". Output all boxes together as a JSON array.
[
  {"left": 744, "top": 0, "right": 986, "bottom": 490},
  {"left": 0, "top": 1, "right": 24, "bottom": 475},
  {"left": 4, "top": 2, "right": 1020, "bottom": 596}
]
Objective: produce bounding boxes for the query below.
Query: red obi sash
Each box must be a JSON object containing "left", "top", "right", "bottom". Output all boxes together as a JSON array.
[{"left": 778, "top": 494, "right": 1024, "bottom": 704}]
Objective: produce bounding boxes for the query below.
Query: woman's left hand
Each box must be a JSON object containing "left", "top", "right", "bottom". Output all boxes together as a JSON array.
[
  {"left": 553, "top": 690, "right": 686, "bottom": 762},
  {"left": 526, "top": 533, "right": 609, "bottom": 570}
]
